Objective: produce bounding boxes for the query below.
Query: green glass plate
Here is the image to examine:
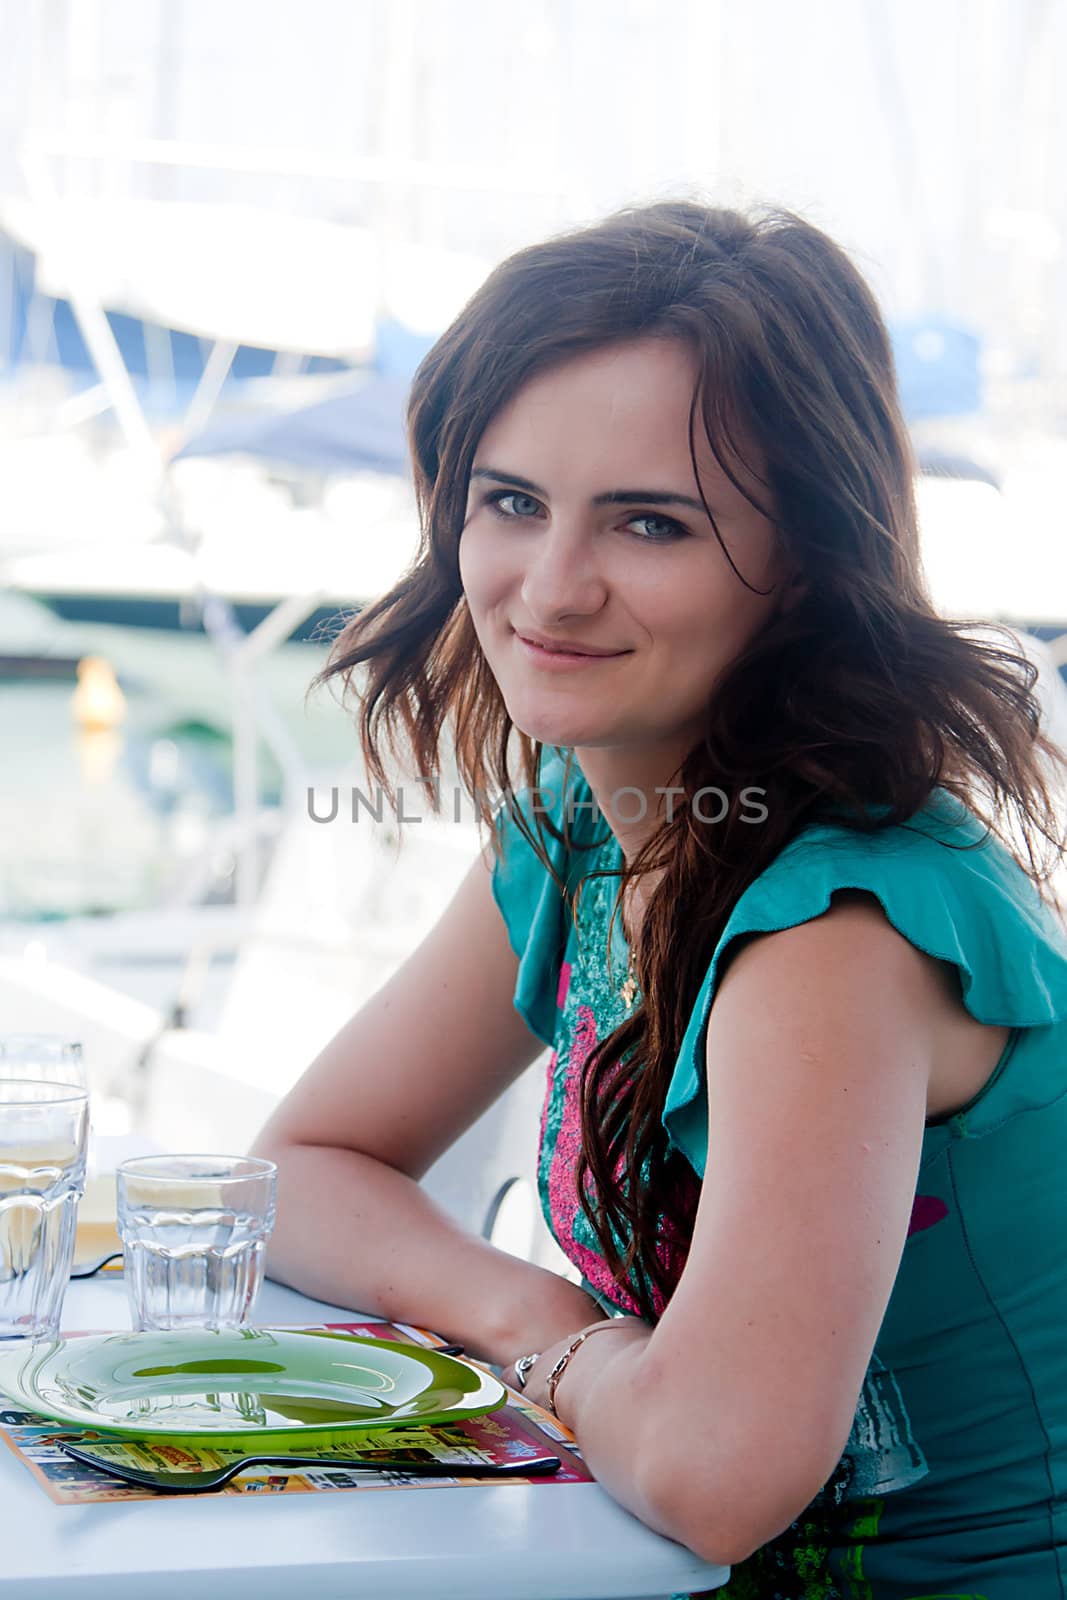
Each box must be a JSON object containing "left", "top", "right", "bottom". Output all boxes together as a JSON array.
[{"left": 0, "top": 1328, "right": 506, "bottom": 1447}]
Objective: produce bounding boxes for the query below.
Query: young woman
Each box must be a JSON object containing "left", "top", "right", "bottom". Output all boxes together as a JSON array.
[{"left": 250, "top": 200, "right": 1067, "bottom": 1596}]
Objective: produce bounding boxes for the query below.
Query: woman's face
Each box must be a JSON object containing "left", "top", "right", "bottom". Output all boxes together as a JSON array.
[{"left": 459, "top": 336, "right": 790, "bottom": 761}]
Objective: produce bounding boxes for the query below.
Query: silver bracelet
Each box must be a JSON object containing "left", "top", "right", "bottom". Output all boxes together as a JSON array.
[{"left": 513, "top": 1350, "right": 541, "bottom": 1390}]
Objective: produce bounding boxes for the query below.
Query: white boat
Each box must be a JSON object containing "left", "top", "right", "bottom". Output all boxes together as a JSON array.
[{"left": 0, "top": 456, "right": 423, "bottom": 640}]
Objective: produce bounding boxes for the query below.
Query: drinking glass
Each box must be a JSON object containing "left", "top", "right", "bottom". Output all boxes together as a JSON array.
[
  {"left": 0, "top": 1080, "right": 89, "bottom": 1340},
  {"left": 0, "top": 1034, "right": 97, "bottom": 1182},
  {"left": 0, "top": 1035, "right": 87, "bottom": 1090},
  {"left": 116, "top": 1155, "right": 277, "bottom": 1332}
]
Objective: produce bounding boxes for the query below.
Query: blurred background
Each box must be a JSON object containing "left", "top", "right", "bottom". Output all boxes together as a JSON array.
[{"left": 0, "top": 0, "right": 1065, "bottom": 1253}]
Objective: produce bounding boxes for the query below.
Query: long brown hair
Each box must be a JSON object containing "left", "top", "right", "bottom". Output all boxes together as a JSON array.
[{"left": 314, "top": 199, "right": 1067, "bottom": 1321}]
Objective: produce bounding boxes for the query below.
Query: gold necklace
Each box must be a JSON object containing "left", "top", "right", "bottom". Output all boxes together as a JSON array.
[
  {"left": 619, "top": 884, "right": 640, "bottom": 1009},
  {"left": 620, "top": 941, "right": 639, "bottom": 1009}
]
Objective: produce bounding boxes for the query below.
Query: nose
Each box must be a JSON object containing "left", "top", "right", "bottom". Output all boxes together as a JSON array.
[{"left": 519, "top": 516, "right": 608, "bottom": 623}]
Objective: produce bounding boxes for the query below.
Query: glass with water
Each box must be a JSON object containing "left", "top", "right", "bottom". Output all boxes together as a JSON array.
[
  {"left": 116, "top": 1155, "right": 277, "bottom": 1331},
  {"left": 0, "top": 1080, "right": 89, "bottom": 1340}
]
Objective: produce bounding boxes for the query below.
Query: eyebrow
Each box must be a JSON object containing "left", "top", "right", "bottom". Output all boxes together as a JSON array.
[{"left": 469, "top": 466, "right": 712, "bottom": 516}]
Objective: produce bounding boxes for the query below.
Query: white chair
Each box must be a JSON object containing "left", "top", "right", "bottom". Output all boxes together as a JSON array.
[{"left": 0, "top": 946, "right": 159, "bottom": 1105}]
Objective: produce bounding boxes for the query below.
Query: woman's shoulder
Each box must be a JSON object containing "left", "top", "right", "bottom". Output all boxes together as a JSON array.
[
  {"left": 746, "top": 790, "right": 1067, "bottom": 1024},
  {"left": 663, "top": 789, "right": 1067, "bottom": 1173}
]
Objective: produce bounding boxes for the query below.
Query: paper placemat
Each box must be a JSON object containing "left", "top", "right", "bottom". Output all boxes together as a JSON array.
[{"left": 0, "top": 1320, "right": 591, "bottom": 1504}]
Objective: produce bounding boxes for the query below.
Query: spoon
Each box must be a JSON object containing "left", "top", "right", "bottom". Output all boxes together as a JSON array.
[{"left": 57, "top": 1439, "right": 562, "bottom": 1492}]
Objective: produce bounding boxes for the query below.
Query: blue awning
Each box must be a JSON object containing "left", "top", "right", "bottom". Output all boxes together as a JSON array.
[{"left": 175, "top": 373, "right": 412, "bottom": 477}]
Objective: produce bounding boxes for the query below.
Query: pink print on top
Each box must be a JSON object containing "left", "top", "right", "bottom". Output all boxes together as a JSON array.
[
  {"left": 907, "top": 1194, "right": 949, "bottom": 1237},
  {"left": 545, "top": 1004, "right": 642, "bottom": 1312},
  {"left": 536, "top": 1049, "right": 557, "bottom": 1175}
]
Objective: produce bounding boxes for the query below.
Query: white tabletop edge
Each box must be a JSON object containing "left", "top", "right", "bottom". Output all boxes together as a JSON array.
[{"left": 0, "top": 1276, "right": 730, "bottom": 1600}]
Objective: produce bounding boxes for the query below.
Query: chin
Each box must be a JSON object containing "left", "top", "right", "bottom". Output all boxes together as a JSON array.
[
  {"left": 507, "top": 704, "right": 607, "bottom": 751},
  {"left": 512, "top": 721, "right": 591, "bottom": 750}
]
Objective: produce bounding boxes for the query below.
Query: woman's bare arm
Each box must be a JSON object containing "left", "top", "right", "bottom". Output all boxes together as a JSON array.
[
  {"left": 249, "top": 836, "right": 599, "bottom": 1362},
  {"left": 525, "top": 893, "right": 942, "bottom": 1564}
]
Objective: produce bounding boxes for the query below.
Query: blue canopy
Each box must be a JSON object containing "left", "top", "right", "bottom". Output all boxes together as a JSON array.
[{"left": 174, "top": 372, "right": 412, "bottom": 477}]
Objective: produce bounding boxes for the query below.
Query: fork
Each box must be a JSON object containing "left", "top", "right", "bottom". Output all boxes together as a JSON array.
[{"left": 57, "top": 1439, "right": 562, "bottom": 1492}]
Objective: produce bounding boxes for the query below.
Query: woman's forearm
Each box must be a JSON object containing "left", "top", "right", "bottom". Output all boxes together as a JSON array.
[
  {"left": 564, "top": 1339, "right": 690, "bottom": 1541},
  {"left": 255, "top": 1139, "right": 598, "bottom": 1364},
  {"left": 557, "top": 1330, "right": 742, "bottom": 1567},
  {"left": 514, "top": 1323, "right": 693, "bottom": 1546}
]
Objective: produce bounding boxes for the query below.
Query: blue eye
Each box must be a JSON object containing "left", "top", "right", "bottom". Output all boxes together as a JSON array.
[
  {"left": 485, "top": 490, "right": 542, "bottom": 519},
  {"left": 482, "top": 490, "right": 688, "bottom": 543},
  {"left": 629, "top": 513, "right": 687, "bottom": 543}
]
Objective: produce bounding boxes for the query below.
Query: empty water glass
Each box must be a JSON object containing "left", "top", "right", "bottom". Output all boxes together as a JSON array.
[
  {"left": 116, "top": 1155, "right": 277, "bottom": 1332},
  {"left": 0, "top": 1080, "right": 89, "bottom": 1340},
  {"left": 0, "top": 1035, "right": 87, "bottom": 1091}
]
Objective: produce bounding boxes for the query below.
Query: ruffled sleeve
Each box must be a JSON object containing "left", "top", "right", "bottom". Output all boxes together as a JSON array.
[
  {"left": 662, "top": 791, "right": 1067, "bottom": 1178},
  {"left": 490, "top": 747, "right": 577, "bottom": 1047}
]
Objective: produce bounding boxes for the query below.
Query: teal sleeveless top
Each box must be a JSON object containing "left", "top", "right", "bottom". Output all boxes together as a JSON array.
[{"left": 491, "top": 748, "right": 1067, "bottom": 1599}]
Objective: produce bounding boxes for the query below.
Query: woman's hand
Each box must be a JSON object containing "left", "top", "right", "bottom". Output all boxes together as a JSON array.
[{"left": 502, "top": 1315, "right": 651, "bottom": 1427}]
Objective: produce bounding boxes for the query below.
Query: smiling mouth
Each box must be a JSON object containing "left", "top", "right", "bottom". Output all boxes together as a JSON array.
[{"left": 516, "top": 634, "right": 626, "bottom": 659}]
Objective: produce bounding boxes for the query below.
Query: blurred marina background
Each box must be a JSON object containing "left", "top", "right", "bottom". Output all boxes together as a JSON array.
[{"left": 0, "top": 0, "right": 1065, "bottom": 1257}]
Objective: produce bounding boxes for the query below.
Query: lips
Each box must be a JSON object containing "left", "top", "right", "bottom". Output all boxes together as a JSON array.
[{"left": 516, "top": 632, "right": 623, "bottom": 658}]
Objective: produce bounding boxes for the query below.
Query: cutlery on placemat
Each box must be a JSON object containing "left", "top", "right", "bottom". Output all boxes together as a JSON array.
[{"left": 56, "top": 1440, "right": 562, "bottom": 1492}]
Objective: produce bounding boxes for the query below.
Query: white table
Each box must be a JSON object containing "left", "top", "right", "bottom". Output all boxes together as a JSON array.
[{"left": 0, "top": 1274, "right": 729, "bottom": 1600}]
